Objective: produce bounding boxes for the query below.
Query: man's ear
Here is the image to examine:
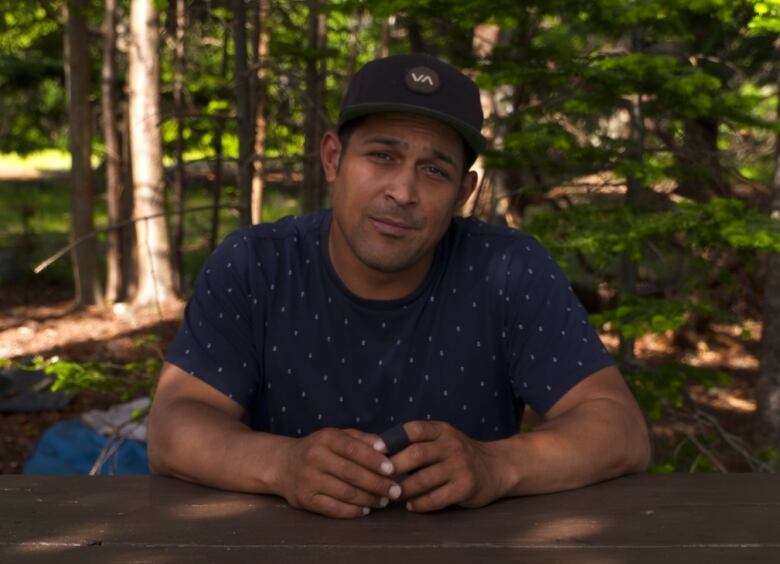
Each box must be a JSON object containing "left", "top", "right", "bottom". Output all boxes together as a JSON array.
[
  {"left": 456, "top": 170, "right": 479, "bottom": 207},
  {"left": 321, "top": 130, "right": 342, "bottom": 183}
]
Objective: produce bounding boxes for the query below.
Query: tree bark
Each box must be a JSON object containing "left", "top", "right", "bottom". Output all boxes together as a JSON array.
[
  {"left": 64, "top": 0, "right": 102, "bottom": 306},
  {"left": 171, "top": 0, "right": 187, "bottom": 292},
  {"left": 250, "top": 0, "right": 270, "bottom": 224},
  {"left": 119, "top": 98, "right": 137, "bottom": 298},
  {"left": 102, "top": 0, "right": 130, "bottom": 303},
  {"left": 675, "top": 117, "right": 730, "bottom": 201},
  {"left": 302, "top": 0, "right": 327, "bottom": 214},
  {"left": 755, "top": 42, "right": 780, "bottom": 449},
  {"left": 211, "top": 116, "right": 225, "bottom": 253},
  {"left": 233, "top": 0, "right": 253, "bottom": 226},
  {"left": 129, "top": 0, "right": 176, "bottom": 306}
]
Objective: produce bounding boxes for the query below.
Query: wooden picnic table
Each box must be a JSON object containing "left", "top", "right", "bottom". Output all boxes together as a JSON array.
[{"left": 1, "top": 473, "right": 779, "bottom": 563}]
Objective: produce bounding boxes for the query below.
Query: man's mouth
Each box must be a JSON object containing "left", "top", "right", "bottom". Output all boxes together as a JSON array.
[{"left": 369, "top": 216, "right": 418, "bottom": 237}]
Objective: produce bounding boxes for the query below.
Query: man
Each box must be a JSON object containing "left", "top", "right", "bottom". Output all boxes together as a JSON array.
[{"left": 148, "top": 53, "right": 650, "bottom": 519}]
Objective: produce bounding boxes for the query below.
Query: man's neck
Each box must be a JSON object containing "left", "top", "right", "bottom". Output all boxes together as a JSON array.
[{"left": 327, "top": 227, "right": 434, "bottom": 301}]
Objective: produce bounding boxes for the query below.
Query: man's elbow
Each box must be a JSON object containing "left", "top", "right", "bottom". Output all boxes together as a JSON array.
[
  {"left": 621, "top": 412, "right": 652, "bottom": 475},
  {"left": 146, "top": 413, "right": 173, "bottom": 476}
]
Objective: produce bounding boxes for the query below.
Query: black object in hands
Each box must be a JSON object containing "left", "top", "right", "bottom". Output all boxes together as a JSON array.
[{"left": 380, "top": 424, "right": 411, "bottom": 456}]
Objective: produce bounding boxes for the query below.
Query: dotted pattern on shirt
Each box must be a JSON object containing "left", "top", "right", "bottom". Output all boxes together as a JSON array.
[{"left": 165, "top": 210, "right": 614, "bottom": 441}]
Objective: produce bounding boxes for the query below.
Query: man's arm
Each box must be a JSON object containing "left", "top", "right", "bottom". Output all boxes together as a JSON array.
[
  {"left": 387, "top": 365, "right": 651, "bottom": 512},
  {"left": 148, "top": 362, "right": 402, "bottom": 518}
]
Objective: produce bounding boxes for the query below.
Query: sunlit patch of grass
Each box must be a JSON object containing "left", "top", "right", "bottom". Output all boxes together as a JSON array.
[{"left": 0, "top": 150, "right": 101, "bottom": 172}]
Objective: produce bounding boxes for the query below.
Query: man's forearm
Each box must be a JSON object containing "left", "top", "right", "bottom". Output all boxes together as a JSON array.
[
  {"left": 148, "top": 398, "right": 295, "bottom": 495},
  {"left": 487, "top": 397, "right": 651, "bottom": 497}
]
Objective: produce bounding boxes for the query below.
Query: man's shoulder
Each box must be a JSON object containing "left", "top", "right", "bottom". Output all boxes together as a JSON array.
[
  {"left": 215, "top": 210, "right": 328, "bottom": 253},
  {"left": 451, "top": 216, "right": 542, "bottom": 253},
  {"left": 240, "top": 210, "right": 328, "bottom": 242}
]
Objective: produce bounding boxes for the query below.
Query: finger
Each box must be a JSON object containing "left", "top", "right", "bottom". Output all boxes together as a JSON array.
[
  {"left": 343, "top": 428, "right": 382, "bottom": 449},
  {"left": 402, "top": 420, "right": 445, "bottom": 444},
  {"left": 321, "top": 447, "right": 400, "bottom": 500},
  {"left": 406, "top": 481, "right": 461, "bottom": 513},
  {"left": 307, "top": 493, "right": 373, "bottom": 519},
  {"left": 315, "top": 470, "right": 388, "bottom": 509},
  {"left": 328, "top": 431, "right": 396, "bottom": 478},
  {"left": 390, "top": 440, "right": 443, "bottom": 475},
  {"left": 398, "top": 461, "right": 449, "bottom": 500}
]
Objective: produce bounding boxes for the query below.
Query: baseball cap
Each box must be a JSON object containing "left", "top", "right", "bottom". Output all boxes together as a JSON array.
[{"left": 337, "top": 53, "right": 486, "bottom": 162}]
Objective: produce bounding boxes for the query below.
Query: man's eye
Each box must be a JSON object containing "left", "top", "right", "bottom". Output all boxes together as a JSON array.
[
  {"left": 424, "top": 165, "right": 449, "bottom": 179},
  {"left": 369, "top": 151, "right": 393, "bottom": 161}
]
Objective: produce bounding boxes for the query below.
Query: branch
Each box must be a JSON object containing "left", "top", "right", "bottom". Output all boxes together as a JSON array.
[{"left": 33, "top": 205, "right": 240, "bottom": 274}]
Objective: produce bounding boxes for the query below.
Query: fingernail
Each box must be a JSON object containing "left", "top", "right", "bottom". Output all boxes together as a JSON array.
[
  {"left": 363, "top": 507, "right": 371, "bottom": 516},
  {"left": 380, "top": 461, "right": 394, "bottom": 475},
  {"left": 406, "top": 501, "right": 413, "bottom": 511},
  {"left": 379, "top": 497, "right": 389, "bottom": 508},
  {"left": 389, "top": 484, "right": 402, "bottom": 500},
  {"left": 373, "top": 439, "right": 387, "bottom": 453}
]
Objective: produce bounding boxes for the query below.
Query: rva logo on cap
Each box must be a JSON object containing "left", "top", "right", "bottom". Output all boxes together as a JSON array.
[{"left": 405, "top": 66, "right": 440, "bottom": 94}]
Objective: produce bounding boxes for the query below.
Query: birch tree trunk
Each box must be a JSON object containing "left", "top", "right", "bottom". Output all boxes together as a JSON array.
[
  {"left": 64, "top": 0, "right": 102, "bottom": 306},
  {"left": 102, "top": 0, "right": 130, "bottom": 303},
  {"left": 129, "top": 0, "right": 176, "bottom": 306}
]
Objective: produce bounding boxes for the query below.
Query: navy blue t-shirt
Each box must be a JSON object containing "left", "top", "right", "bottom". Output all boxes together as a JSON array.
[{"left": 165, "top": 209, "right": 614, "bottom": 441}]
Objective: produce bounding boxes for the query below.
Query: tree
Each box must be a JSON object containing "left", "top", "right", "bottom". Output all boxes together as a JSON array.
[
  {"left": 171, "top": 0, "right": 187, "bottom": 291},
  {"left": 234, "top": 0, "right": 253, "bottom": 226},
  {"left": 301, "top": 0, "right": 327, "bottom": 214},
  {"left": 64, "top": 0, "right": 102, "bottom": 306},
  {"left": 128, "top": 0, "right": 176, "bottom": 306},
  {"left": 753, "top": 2, "right": 780, "bottom": 450},
  {"left": 102, "top": 0, "right": 133, "bottom": 303},
  {"left": 756, "top": 66, "right": 780, "bottom": 447},
  {"left": 250, "top": 0, "right": 271, "bottom": 224}
]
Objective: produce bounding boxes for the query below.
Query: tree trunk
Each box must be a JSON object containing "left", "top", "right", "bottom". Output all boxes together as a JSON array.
[
  {"left": 64, "top": 0, "right": 102, "bottom": 306},
  {"left": 129, "top": 0, "right": 176, "bottom": 307},
  {"left": 755, "top": 44, "right": 780, "bottom": 449},
  {"left": 617, "top": 30, "right": 647, "bottom": 366},
  {"left": 250, "top": 0, "right": 270, "bottom": 224},
  {"left": 102, "top": 0, "right": 130, "bottom": 304},
  {"left": 675, "top": 117, "right": 730, "bottom": 201},
  {"left": 233, "top": 0, "right": 253, "bottom": 226},
  {"left": 119, "top": 98, "right": 137, "bottom": 298},
  {"left": 302, "top": 0, "right": 327, "bottom": 214},
  {"left": 377, "top": 16, "right": 391, "bottom": 58},
  {"left": 406, "top": 20, "right": 428, "bottom": 53},
  {"left": 171, "top": 0, "right": 187, "bottom": 292},
  {"left": 211, "top": 117, "right": 225, "bottom": 253}
]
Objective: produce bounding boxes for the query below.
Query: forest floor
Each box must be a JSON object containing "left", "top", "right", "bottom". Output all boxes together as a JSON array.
[{"left": 0, "top": 283, "right": 768, "bottom": 475}]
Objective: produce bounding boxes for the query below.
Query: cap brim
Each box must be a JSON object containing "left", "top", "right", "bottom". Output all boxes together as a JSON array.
[{"left": 338, "top": 103, "right": 486, "bottom": 157}]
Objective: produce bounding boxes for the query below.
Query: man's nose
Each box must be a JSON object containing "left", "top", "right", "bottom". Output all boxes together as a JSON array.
[{"left": 385, "top": 163, "right": 418, "bottom": 205}]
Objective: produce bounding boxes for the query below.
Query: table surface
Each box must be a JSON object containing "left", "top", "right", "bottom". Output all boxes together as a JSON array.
[{"left": 2, "top": 473, "right": 779, "bottom": 563}]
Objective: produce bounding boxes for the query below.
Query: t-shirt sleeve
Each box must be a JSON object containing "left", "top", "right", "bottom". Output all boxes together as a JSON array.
[
  {"left": 506, "top": 237, "right": 614, "bottom": 415},
  {"left": 165, "top": 230, "right": 264, "bottom": 407}
]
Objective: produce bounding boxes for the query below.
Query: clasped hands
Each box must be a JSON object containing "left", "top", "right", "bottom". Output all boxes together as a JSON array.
[{"left": 276, "top": 421, "right": 508, "bottom": 519}]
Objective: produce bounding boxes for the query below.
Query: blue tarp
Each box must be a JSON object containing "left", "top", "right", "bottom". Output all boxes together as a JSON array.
[{"left": 23, "top": 419, "right": 149, "bottom": 475}]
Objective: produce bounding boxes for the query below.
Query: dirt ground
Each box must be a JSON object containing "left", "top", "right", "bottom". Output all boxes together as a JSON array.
[
  {"left": 0, "top": 286, "right": 182, "bottom": 474},
  {"left": 0, "top": 284, "right": 765, "bottom": 474}
]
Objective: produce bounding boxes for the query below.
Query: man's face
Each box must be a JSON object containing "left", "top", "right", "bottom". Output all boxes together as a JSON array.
[{"left": 323, "top": 112, "right": 477, "bottom": 297}]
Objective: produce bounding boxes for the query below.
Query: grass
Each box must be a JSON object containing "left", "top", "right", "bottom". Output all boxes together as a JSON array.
[{"left": 0, "top": 149, "right": 97, "bottom": 173}]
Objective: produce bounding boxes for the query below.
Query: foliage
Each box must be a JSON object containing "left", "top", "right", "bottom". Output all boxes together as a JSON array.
[
  {"left": 624, "top": 364, "right": 731, "bottom": 420},
  {"left": 26, "top": 333, "right": 164, "bottom": 401},
  {"left": 1, "top": 0, "right": 779, "bottom": 470}
]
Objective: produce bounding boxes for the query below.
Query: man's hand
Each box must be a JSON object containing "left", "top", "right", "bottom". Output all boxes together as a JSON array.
[
  {"left": 276, "top": 428, "right": 403, "bottom": 519},
  {"left": 385, "top": 421, "right": 508, "bottom": 513}
]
